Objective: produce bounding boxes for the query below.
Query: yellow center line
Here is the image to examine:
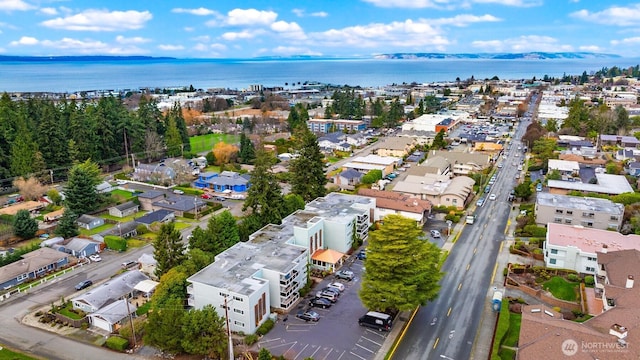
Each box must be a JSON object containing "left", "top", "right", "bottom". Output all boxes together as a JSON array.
[
  {"left": 473, "top": 248, "right": 477, "bottom": 254},
  {"left": 447, "top": 307, "right": 452, "bottom": 317},
  {"left": 458, "top": 283, "right": 462, "bottom": 291},
  {"left": 433, "top": 337, "right": 440, "bottom": 349},
  {"left": 466, "top": 263, "right": 470, "bottom": 271}
]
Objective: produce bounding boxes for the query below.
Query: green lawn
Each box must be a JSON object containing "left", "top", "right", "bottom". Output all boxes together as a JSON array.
[
  {"left": 543, "top": 276, "right": 578, "bottom": 302},
  {"left": 190, "top": 133, "right": 240, "bottom": 154},
  {"left": 79, "top": 223, "right": 114, "bottom": 236},
  {"left": 0, "top": 345, "right": 39, "bottom": 360},
  {"left": 101, "top": 212, "right": 147, "bottom": 223},
  {"left": 110, "top": 189, "right": 136, "bottom": 201}
]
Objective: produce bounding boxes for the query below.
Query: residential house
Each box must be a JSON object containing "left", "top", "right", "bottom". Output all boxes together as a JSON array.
[
  {"left": 391, "top": 173, "right": 475, "bottom": 210},
  {"left": 43, "top": 208, "right": 65, "bottom": 222},
  {"left": 547, "top": 159, "right": 580, "bottom": 177},
  {"left": 343, "top": 154, "right": 401, "bottom": 176},
  {"left": 535, "top": 193, "right": 624, "bottom": 230},
  {"left": 414, "top": 156, "right": 451, "bottom": 176},
  {"left": 615, "top": 148, "right": 638, "bottom": 161},
  {"left": 428, "top": 150, "right": 491, "bottom": 175},
  {"left": 0, "top": 248, "right": 69, "bottom": 290},
  {"left": 334, "top": 169, "right": 364, "bottom": 190},
  {"left": 193, "top": 171, "right": 250, "bottom": 193},
  {"left": 108, "top": 201, "right": 139, "bottom": 218},
  {"left": 76, "top": 215, "right": 104, "bottom": 230},
  {"left": 357, "top": 188, "right": 432, "bottom": 226},
  {"left": 600, "top": 134, "right": 640, "bottom": 148},
  {"left": 100, "top": 221, "right": 138, "bottom": 238},
  {"left": 187, "top": 193, "right": 375, "bottom": 334},
  {"left": 405, "top": 151, "right": 425, "bottom": 163},
  {"left": 374, "top": 136, "right": 415, "bottom": 157},
  {"left": 317, "top": 132, "right": 346, "bottom": 151},
  {"left": 626, "top": 161, "right": 640, "bottom": 177},
  {"left": 135, "top": 209, "right": 175, "bottom": 229},
  {"left": 543, "top": 223, "right": 640, "bottom": 274},
  {"left": 132, "top": 163, "right": 176, "bottom": 184},
  {"left": 136, "top": 190, "right": 165, "bottom": 211},
  {"left": 137, "top": 253, "right": 158, "bottom": 280},
  {"left": 72, "top": 270, "right": 149, "bottom": 313},
  {"left": 55, "top": 237, "right": 102, "bottom": 258},
  {"left": 345, "top": 133, "right": 368, "bottom": 147},
  {"left": 88, "top": 299, "right": 137, "bottom": 333},
  {"left": 0, "top": 200, "right": 45, "bottom": 216},
  {"left": 95, "top": 181, "right": 113, "bottom": 194},
  {"left": 547, "top": 173, "right": 634, "bottom": 196},
  {"left": 150, "top": 195, "right": 207, "bottom": 217},
  {"left": 568, "top": 140, "right": 594, "bottom": 149}
]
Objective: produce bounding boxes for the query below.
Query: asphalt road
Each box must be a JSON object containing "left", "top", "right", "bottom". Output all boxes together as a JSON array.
[{"left": 391, "top": 97, "right": 535, "bottom": 360}]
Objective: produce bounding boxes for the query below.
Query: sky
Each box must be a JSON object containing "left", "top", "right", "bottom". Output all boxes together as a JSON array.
[{"left": 1, "top": 0, "right": 640, "bottom": 58}]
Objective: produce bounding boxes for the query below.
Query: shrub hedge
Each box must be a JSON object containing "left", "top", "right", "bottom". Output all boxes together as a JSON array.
[{"left": 105, "top": 336, "right": 129, "bottom": 351}]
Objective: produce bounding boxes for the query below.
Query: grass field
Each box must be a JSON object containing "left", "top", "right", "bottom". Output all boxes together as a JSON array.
[
  {"left": 543, "top": 276, "right": 578, "bottom": 302},
  {"left": 0, "top": 346, "right": 38, "bottom": 360},
  {"left": 190, "top": 133, "right": 240, "bottom": 154}
]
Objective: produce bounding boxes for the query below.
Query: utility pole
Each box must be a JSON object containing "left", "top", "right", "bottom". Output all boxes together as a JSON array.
[
  {"left": 124, "top": 295, "right": 136, "bottom": 348},
  {"left": 224, "top": 296, "right": 234, "bottom": 360},
  {"left": 123, "top": 129, "right": 130, "bottom": 168},
  {"left": 49, "top": 169, "right": 54, "bottom": 184}
]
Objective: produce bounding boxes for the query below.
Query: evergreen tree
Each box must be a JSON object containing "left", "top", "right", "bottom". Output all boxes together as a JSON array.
[
  {"left": 64, "top": 160, "right": 102, "bottom": 215},
  {"left": 153, "top": 222, "right": 186, "bottom": 278},
  {"left": 54, "top": 210, "right": 79, "bottom": 238},
  {"left": 258, "top": 348, "right": 272, "bottom": 360},
  {"left": 238, "top": 133, "right": 256, "bottom": 164},
  {"left": 145, "top": 296, "right": 186, "bottom": 354},
  {"left": 164, "top": 116, "right": 183, "bottom": 157},
  {"left": 37, "top": 100, "right": 69, "bottom": 169},
  {"left": 10, "top": 120, "right": 42, "bottom": 177},
  {"left": 189, "top": 210, "right": 239, "bottom": 257},
  {"left": 431, "top": 129, "right": 447, "bottom": 149},
  {"left": 13, "top": 210, "right": 38, "bottom": 239},
  {"left": 359, "top": 215, "right": 442, "bottom": 312},
  {"left": 289, "top": 128, "right": 327, "bottom": 202},
  {"left": 243, "top": 150, "right": 286, "bottom": 227},
  {"left": 181, "top": 305, "right": 228, "bottom": 358},
  {"left": 284, "top": 193, "right": 305, "bottom": 214}
]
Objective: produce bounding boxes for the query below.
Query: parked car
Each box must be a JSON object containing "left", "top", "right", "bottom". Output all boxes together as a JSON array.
[
  {"left": 430, "top": 230, "right": 441, "bottom": 238},
  {"left": 309, "top": 297, "right": 333, "bottom": 309},
  {"left": 201, "top": 193, "right": 212, "bottom": 199},
  {"left": 328, "top": 282, "right": 345, "bottom": 292},
  {"left": 115, "top": 179, "right": 128, "bottom": 185},
  {"left": 296, "top": 310, "right": 320, "bottom": 322},
  {"left": 318, "top": 287, "right": 341, "bottom": 297},
  {"left": 74, "top": 280, "right": 93, "bottom": 291},
  {"left": 121, "top": 260, "right": 137, "bottom": 269},
  {"left": 215, "top": 196, "right": 226, "bottom": 201},
  {"left": 89, "top": 254, "right": 102, "bottom": 262},
  {"left": 476, "top": 198, "right": 486, "bottom": 207},
  {"left": 173, "top": 189, "right": 185, "bottom": 195},
  {"left": 335, "top": 270, "right": 354, "bottom": 281},
  {"left": 356, "top": 250, "right": 367, "bottom": 260},
  {"left": 536, "top": 183, "right": 543, "bottom": 192},
  {"left": 316, "top": 291, "right": 338, "bottom": 303}
]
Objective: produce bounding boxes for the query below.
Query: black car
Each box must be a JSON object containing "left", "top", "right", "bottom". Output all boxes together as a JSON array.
[
  {"left": 356, "top": 250, "right": 367, "bottom": 260},
  {"left": 309, "top": 297, "right": 332, "bottom": 309},
  {"left": 74, "top": 280, "right": 93, "bottom": 291}
]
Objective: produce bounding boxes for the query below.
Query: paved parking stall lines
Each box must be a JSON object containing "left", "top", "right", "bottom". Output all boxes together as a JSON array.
[{"left": 293, "top": 344, "right": 310, "bottom": 360}]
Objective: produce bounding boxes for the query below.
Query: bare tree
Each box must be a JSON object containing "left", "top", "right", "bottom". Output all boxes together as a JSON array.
[
  {"left": 13, "top": 177, "right": 48, "bottom": 201},
  {"left": 144, "top": 129, "right": 165, "bottom": 162}
]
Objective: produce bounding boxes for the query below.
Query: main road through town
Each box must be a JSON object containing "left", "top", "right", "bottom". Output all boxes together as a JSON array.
[{"left": 391, "top": 100, "right": 535, "bottom": 360}]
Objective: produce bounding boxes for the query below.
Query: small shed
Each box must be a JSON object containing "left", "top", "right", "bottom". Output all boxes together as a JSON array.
[
  {"left": 108, "top": 201, "right": 139, "bottom": 218},
  {"left": 76, "top": 215, "right": 104, "bottom": 230}
]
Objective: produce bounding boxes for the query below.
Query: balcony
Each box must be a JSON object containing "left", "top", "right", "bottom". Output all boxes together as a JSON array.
[
  {"left": 187, "top": 284, "right": 194, "bottom": 294},
  {"left": 187, "top": 295, "right": 195, "bottom": 307}
]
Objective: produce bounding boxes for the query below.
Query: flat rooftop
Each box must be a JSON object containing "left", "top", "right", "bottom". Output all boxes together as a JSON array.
[
  {"left": 536, "top": 193, "right": 624, "bottom": 215},
  {"left": 547, "top": 223, "right": 640, "bottom": 254}
]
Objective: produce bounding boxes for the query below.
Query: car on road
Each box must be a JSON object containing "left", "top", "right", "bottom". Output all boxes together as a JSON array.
[
  {"left": 121, "top": 260, "right": 137, "bottom": 269},
  {"left": 335, "top": 270, "right": 354, "bottom": 281},
  {"left": 476, "top": 198, "right": 486, "bottom": 207},
  {"left": 296, "top": 310, "right": 320, "bottom": 322},
  {"left": 497, "top": 163, "right": 503, "bottom": 168},
  {"left": 430, "top": 230, "right": 441, "bottom": 238},
  {"left": 215, "top": 196, "right": 226, "bottom": 201},
  {"left": 536, "top": 183, "right": 543, "bottom": 192},
  {"left": 89, "top": 254, "right": 102, "bottom": 262},
  {"left": 74, "top": 280, "right": 93, "bottom": 291},
  {"left": 201, "top": 193, "right": 212, "bottom": 199},
  {"left": 489, "top": 194, "right": 497, "bottom": 201},
  {"left": 356, "top": 249, "right": 367, "bottom": 260},
  {"left": 309, "top": 297, "right": 332, "bottom": 309},
  {"left": 173, "top": 189, "right": 184, "bottom": 194}
]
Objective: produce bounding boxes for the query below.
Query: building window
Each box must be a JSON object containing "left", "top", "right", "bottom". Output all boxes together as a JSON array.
[
  {"left": 586, "top": 267, "right": 595, "bottom": 272},
  {"left": 587, "top": 257, "right": 596, "bottom": 261},
  {"left": 555, "top": 209, "right": 564, "bottom": 214},
  {"left": 610, "top": 216, "right": 619, "bottom": 221},
  {"left": 549, "top": 258, "right": 557, "bottom": 264},
  {"left": 582, "top": 212, "right": 594, "bottom": 218},
  {"left": 452, "top": 199, "right": 457, "bottom": 204},
  {"left": 551, "top": 249, "right": 558, "bottom": 254},
  {"left": 233, "top": 296, "right": 243, "bottom": 302},
  {"left": 234, "top": 309, "right": 244, "bottom": 314},
  {"left": 16, "top": 273, "right": 28, "bottom": 281},
  {"left": 581, "top": 221, "right": 593, "bottom": 227},
  {"left": 554, "top": 217, "right": 562, "bottom": 223},
  {"left": 234, "top": 321, "right": 245, "bottom": 327},
  {"left": 564, "top": 219, "right": 572, "bottom": 224},
  {"left": 566, "top": 210, "right": 573, "bottom": 215},
  {"left": 219, "top": 292, "right": 228, "bottom": 297}
]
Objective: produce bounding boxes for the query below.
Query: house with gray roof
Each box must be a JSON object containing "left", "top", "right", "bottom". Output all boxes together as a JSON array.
[
  {"left": 135, "top": 209, "right": 175, "bottom": 228},
  {"left": 108, "top": 201, "right": 139, "bottom": 218},
  {"left": 132, "top": 163, "right": 176, "bottom": 184},
  {"left": 72, "top": 270, "right": 149, "bottom": 313},
  {"left": 334, "top": 168, "right": 364, "bottom": 190},
  {"left": 151, "top": 195, "right": 207, "bottom": 217},
  {"left": 76, "top": 214, "right": 104, "bottom": 230},
  {"left": 137, "top": 190, "right": 165, "bottom": 211},
  {"left": 88, "top": 299, "right": 137, "bottom": 333},
  {"left": 100, "top": 221, "right": 138, "bottom": 238},
  {"left": 56, "top": 237, "right": 102, "bottom": 258},
  {"left": 0, "top": 248, "right": 69, "bottom": 290}
]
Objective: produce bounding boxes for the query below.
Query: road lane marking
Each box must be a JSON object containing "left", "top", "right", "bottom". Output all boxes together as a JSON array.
[
  {"left": 479, "top": 234, "right": 483, "bottom": 240},
  {"left": 336, "top": 350, "right": 346, "bottom": 360},
  {"left": 491, "top": 262, "right": 499, "bottom": 283},
  {"left": 321, "top": 349, "right": 333, "bottom": 360},
  {"left": 473, "top": 248, "right": 477, "bottom": 254},
  {"left": 466, "top": 263, "right": 470, "bottom": 271},
  {"left": 499, "top": 241, "right": 504, "bottom": 253},
  {"left": 433, "top": 337, "right": 440, "bottom": 349},
  {"left": 308, "top": 345, "right": 321, "bottom": 360},
  {"left": 348, "top": 352, "right": 367, "bottom": 360},
  {"left": 294, "top": 344, "right": 310, "bottom": 360},
  {"left": 447, "top": 307, "right": 452, "bottom": 317},
  {"left": 355, "top": 343, "right": 375, "bottom": 354},
  {"left": 458, "top": 283, "right": 462, "bottom": 291},
  {"left": 387, "top": 306, "right": 420, "bottom": 360}
]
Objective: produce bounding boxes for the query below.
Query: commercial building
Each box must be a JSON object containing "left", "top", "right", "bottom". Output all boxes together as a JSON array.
[{"left": 535, "top": 193, "right": 624, "bottom": 230}]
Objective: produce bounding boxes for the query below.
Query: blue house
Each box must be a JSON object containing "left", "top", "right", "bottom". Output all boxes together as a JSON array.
[
  {"left": 0, "top": 248, "right": 69, "bottom": 290},
  {"left": 76, "top": 215, "right": 104, "bottom": 230},
  {"left": 56, "top": 237, "right": 101, "bottom": 258},
  {"left": 193, "top": 171, "right": 250, "bottom": 193},
  {"left": 627, "top": 162, "right": 640, "bottom": 177}
]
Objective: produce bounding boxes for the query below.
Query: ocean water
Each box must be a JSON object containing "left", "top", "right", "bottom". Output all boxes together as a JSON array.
[{"left": 1, "top": 57, "right": 640, "bottom": 93}]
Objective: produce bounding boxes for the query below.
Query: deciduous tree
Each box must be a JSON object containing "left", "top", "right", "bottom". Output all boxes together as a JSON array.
[
  {"left": 359, "top": 215, "right": 442, "bottom": 312},
  {"left": 13, "top": 177, "right": 47, "bottom": 201},
  {"left": 212, "top": 142, "right": 239, "bottom": 165}
]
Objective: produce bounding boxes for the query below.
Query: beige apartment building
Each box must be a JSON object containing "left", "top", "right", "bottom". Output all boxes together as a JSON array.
[{"left": 535, "top": 192, "right": 624, "bottom": 231}]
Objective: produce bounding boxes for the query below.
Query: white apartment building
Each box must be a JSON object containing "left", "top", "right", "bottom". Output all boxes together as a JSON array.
[
  {"left": 535, "top": 193, "right": 624, "bottom": 230},
  {"left": 187, "top": 193, "right": 375, "bottom": 334},
  {"left": 543, "top": 223, "right": 640, "bottom": 274}
]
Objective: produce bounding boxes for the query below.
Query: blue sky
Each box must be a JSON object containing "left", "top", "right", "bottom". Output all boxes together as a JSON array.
[{"left": 1, "top": 0, "right": 640, "bottom": 58}]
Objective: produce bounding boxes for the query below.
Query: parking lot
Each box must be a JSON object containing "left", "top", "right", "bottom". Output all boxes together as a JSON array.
[{"left": 257, "top": 257, "right": 391, "bottom": 360}]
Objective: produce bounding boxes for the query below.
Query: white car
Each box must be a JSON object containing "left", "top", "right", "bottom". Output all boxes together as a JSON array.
[
  {"left": 328, "top": 282, "right": 345, "bottom": 292},
  {"left": 173, "top": 189, "right": 185, "bottom": 194},
  {"left": 115, "top": 179, "right": 127, "bottom": 185},
  {"left": 489, "top": 194, "right": 497, "bottom": 201},
  {"left": 89, "top": 254, "right": 102, "bottom": 262},
  {"left": 430, "top": 230, "right": 441, "bottom": 238}
]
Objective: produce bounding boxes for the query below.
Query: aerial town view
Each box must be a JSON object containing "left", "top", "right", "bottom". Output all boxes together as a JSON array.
[{"left": 1, "top": 1, "right": 640, "bottom": 360}]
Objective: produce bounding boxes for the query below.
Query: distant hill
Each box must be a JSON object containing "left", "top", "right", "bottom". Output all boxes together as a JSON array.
[
  {"left": 0, "top": 55, "right": 175, "bottom": 62},
  {"left": 373, "top": 52, "right": 621, "bottom": 60}
]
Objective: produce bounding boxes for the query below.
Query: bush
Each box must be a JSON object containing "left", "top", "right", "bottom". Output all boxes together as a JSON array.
[
  {"left": 256, "top": 318, "right": 275, "bottom": 336},
  {"left": 522, "top": 225, "right": 547, "bottom": 237},
  {"left": 567, "top": 274, "right": 579, "bottom": 282},
  {"left": 245, "top": 334, "right": 259, "bottom": 345},
  {"left": 104, "top": 235, "right": 127, "bottom": 251},
  {"left": 105, "top": 336, "right": 129, "bottom": 352},
  {"left": 584, "top": 275, "right": 595, "bottom": 286}
]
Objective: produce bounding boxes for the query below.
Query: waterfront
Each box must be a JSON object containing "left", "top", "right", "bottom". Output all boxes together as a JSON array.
[{"left": 2, "top": 57, "right": 640, "bottom": 93}]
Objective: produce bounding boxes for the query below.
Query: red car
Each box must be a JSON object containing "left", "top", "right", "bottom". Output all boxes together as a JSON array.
[{"left": 201, "top": 193, "right": 212, "bottom": 199}]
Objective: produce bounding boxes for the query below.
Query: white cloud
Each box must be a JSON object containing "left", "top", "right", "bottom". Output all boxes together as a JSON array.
[
  {"left": 191, "top": 35, "right": 210, "bottom": 42},
  {"left": 292, "top": 8, "right": 304, "bottom": 17},
  {"left": 571, "top": 5, "right": 640, "bottom": 26},
  {"left": 578, "top": 45, "right": 601, "bottom": 51},
  {"left": 184, "top": 26, "right": 195, "bottom": 32},
  {"left": 10, "top": 36, "right": 39, "bottom": 45},
  {"left": 171, "top": 7, "right": 218, "bottom": 16},
  {"left": 221, "top": 29, "right": 265, "bottom": 41},
  {"left": 193, "top": 43, "right": 208, "bottom": 52},
  {"left": 611, "top": 37, "right": 640, "bottom": 46},
  {"left": 471, "top": 35, "right": 573, "bottom": 52},
  {"left": 115, "top": 35, "right": 150, "bottom": 44},
  {"left": 158, "top": 44, "right": 185, "bottom": 51},
  {"left": 310, "top": 11, "right": 328, "bottom": 17},
  {"left": 431, "top": 14, "right": 501, "bottom": 26},
  {"left": 362, "top": 0, "right": 448, "bottom": 8},
  {"left": 39, "top": 7, "right": 57, "bottom": 15},
  {"left": 270, "top": 21, "right": 306, "bottom": 40},
  {"left": 471, "top": 0, "right": 541, "bottom": 7},
  {"left": 292, "top": 8, "right": 328, "bottom": 17},
  {"left": 226, "top": 8, "right": 277, "bottom": 26},
  {"left": 362, "top": 0, "right": 540, "bottom": 8},
  {"left": 0, "top": 0, "right": 35, "bottom": 11},
  {"left": 41, "top": 9, "right": 152, "bottom": 31},
  {"left": 210, "top": 43, "right": 227, "bottom": 51}
]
